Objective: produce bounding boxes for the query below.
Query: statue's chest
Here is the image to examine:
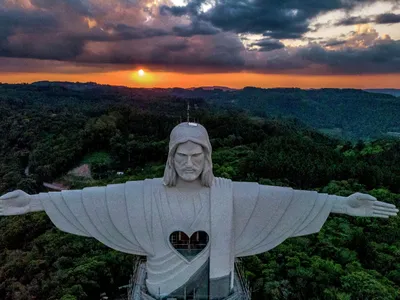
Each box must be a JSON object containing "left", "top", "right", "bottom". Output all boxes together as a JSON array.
[
  {"left": 150, "top": 187, "right": 211, "bottom": 258},
  {"left": 154, "top": 189, "right": 210, "bottom": 236}
]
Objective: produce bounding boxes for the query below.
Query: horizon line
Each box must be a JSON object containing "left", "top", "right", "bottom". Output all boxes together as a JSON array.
[{"left": 1, "top": 80, "right": 399, "bottom": 91}]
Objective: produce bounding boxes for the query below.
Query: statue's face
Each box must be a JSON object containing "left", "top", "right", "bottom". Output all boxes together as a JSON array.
[{"left": 174, "top": 141, "right": 205, "bottom": 182}]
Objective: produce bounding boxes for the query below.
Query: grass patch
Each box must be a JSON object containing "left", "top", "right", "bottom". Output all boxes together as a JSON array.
[{"left": 82, "top": 151, "right": 112, "bottom": 165}]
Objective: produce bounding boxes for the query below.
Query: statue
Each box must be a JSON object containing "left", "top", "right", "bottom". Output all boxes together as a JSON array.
[{"left": 0, "top": 122, "right": 398, "bottom": 299}]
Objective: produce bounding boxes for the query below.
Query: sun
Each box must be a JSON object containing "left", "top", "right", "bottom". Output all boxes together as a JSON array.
[{"left": 130, "top": 69, "right": 154, "bottom": 85}]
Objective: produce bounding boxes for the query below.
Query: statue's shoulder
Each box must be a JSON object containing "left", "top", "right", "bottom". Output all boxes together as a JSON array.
[
  {"left": 232, "top": 181, "right": 259, "bottom": 199},
  {"left": 141, "top": 178, "right": 164, "bottom": 188},
  {"left": 123, "top": 178, "right": 164, "bottom": 195},
  {"left": 232, "top": 181, "right": 293, "bottom": 196},
  {"left": 149, "top": 178, "right": 164, "bottom": 186},
  {"left": 124, "top": 178, "right": 163, "bottom": 185},
  {"left": 232, "top": 180, "right": 259, "bottom": 189}
]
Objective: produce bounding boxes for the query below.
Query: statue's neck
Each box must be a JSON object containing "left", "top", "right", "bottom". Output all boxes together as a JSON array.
[{"left": 175, "top": 178, "right": 203, "bottom": 191}]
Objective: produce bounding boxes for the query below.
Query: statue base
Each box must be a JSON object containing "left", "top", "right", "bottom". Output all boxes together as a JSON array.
[{"left": 127, "top": 258, "right": 251, "bottom": 300}]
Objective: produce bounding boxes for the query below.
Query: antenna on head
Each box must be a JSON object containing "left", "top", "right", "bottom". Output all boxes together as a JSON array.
[{"left": 187, "top": 101, "right": 190, "bottom": 123}]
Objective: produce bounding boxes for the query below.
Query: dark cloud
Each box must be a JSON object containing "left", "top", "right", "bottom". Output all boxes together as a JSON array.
[
  {"left": 263, "top": 29, "right": 307, "bottom": 40},
  {"left": 162, "top": 0, "right": 399, "bottom": 40},
  {"left": 172, "top": 20, "right": 220, "bottom": 37},
  {"left": 335, "top": 13, "right": 400, "bottom": 26},
  {"left": 0, "top": 34, "right": 85, "bottom": 61},
  {"left": 201, "top": 1, "right": 310, "bottom": 39},
  {"left": 251, "top": 39, "right": 285, "bottom": 52},
  {"left": 99, "top": 24, "right": 170, "bottom": 40},
  {"left": 297, "top": 40, "right": 400, "bottom": 74},
  {"left": 335, "top": 16, "right": 372, "bottom": 26},
  {"left": 160, "top": 5, "right": 188, "bottom": 17},
  {"left": 0, "top": 0, "right": 399, "bottom": 76},
  {"left": 73, "top": 33, "right": 246, "bottom": 73},
  {"left": 0, "top": 8, "right": 58, "bottom": 32},
  {"left": 0, "top": 8, "right": 79, "bottom": 61},
  {"left": 244, "top": 48, "right": 311, "bottom": 73},
  {"left": 324, "top": 39, "right": 347, "bottom": 47},
  {"left": 0, "top": 57, "right": 109, "bottom": 74},
  {"left": 30, "top": 0, "right": 92, "bottom": 16},
  {"left": 375, "top": 13, "right": 400, "bottom": 24}
]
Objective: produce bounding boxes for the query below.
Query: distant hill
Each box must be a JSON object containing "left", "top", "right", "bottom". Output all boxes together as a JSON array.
[
  {"left": 364, "top": 89, "right": 400, "bottom": 97},
  {"left": 4, "top": 82, "right": 400, "bottom": 140},
  {"left": 32, "top": 80, "right": 103, "bottom": 90},
  {"left": 169, "top": 86, "right": 400, "bottom": 140},
  {"left": 189, "top": 86, "right": 238, "bottom": 91}
]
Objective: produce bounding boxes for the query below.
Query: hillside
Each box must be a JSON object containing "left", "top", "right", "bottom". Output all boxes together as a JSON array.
[
  {"left": 26, "top": 82, "right": 400, "bottom": 140},
  {"left": 168, "top": 86, "right": 400, "bottom": 140},
  {"left": 365, "top": 89, "right": 400, "bottom": 97}
]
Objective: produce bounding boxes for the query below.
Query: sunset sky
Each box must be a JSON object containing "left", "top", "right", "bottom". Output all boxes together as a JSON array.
[{"left": 1, "top": 0, "right": 400, "bottom": 88}]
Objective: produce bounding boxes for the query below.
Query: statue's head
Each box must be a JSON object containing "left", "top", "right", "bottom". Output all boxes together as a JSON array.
[{"left": 163, "top": 122, "right": 214, "bottom": 187}]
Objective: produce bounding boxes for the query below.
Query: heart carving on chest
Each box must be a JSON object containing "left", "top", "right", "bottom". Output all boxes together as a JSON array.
[{"left": 169, "top": 231, "right": 209, "bottom": 261}]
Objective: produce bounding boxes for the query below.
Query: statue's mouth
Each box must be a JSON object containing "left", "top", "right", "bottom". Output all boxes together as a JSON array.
[{"left": 169, "top": 231, "right": 209, "bottom": 261}]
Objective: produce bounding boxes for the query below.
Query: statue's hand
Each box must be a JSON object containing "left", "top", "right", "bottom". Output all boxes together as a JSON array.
[
  {"left": 0, "top": 190, "right": 31, "bottom": 216},
  {"left": 345, "top": 192, "right": 399, "bottom": 218}
]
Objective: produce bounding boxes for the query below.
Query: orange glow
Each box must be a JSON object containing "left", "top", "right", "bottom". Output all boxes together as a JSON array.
[
  {"left": 130, "top": 69, "right": 154, "bottom": 85},
  {"left": 1, "top": 71, "right": 400, "bottom": 89}
]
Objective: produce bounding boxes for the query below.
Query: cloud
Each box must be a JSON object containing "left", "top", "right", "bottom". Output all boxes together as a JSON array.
[
  {"left": 160, "top": 0, "right": 204, "bottom": 17},
  {"left": 297, "top": 40, "right": 400, "bottom": 74},
  {"left": 242, "top": 23, "right": 400, "bottom": 75},
  {"left": 324, "top": 39, "right": 347, "bottom": 47},
  {"left": 0, "top": 57, "right": 108, "bottom": 73},
  {"left": 74, "top": 32, "right": 246, "bottom": 73},
  {"left": 1, "top": 34, "right": 85, "bottom": 60},
  {"left": 163, "top": 0, "right": 400, "bottom": 40},
  {"left": 290, "top": 25, "right": 399, "bottom": 74},
  {"left": 250, "top": 39, "right": 285, "bottom": 52},
  {"left": 335, "top": 13, "right": 400, "bottom": 26},
  {"left": 200, "top": 1, "right": 310, "bottom": 39},
  {"left": 30, "top": 0, "right": 92, "bottom": 16},
  {"left": 0, "top": 0, "right": 400, "bottom": 76},
  {"left": 172, "top": 20, "right": 220, "bottom": 37},
  {"left": 0, "top": 8, "right": 58, "bottom": 32},
  {"left": 375, "top": 13, "right": 400, "bottom": 24},
  {"left": 335, "top": 16, "right": 372, "bottom": 26},
  {"left": 97, "top": 24, "right": 170, "bottom": 40},
  {"left": 243, "top": 48, "right": 310, "bottom": 73}
]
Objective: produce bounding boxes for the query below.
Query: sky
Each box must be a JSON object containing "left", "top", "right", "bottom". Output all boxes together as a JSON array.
[{"left": 0, "top": 0, "right": 400, "bottom": 88}]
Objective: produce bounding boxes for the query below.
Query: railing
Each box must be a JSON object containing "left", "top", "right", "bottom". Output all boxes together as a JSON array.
[
  {"left": 128, "top": 257, "right": 147, "bottom": 300},
  {"left": 170, "top": 243, "right": 208, "bottom": 249},
  {"left": 127, "top": 257, "right": 252, "bottom": 300},
  {"left": 234, "top": 259, "right": 252, "bottom": 300}
]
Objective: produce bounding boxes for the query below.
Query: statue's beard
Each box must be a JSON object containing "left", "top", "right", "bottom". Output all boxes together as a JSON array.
[{"left": 176, "top": 169, "right": 202, "bottom": 182}]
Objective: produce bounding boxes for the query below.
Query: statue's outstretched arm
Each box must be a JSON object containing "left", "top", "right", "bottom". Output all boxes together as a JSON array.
[
  {"left": 0, "top": 190, "right": 43, "bottom": 215},
  {"left": 1, "top": 184, "right": 150, "bottom": 255},
  {"left": 330, "top": 192, "right": 398, "bottom": 218}
]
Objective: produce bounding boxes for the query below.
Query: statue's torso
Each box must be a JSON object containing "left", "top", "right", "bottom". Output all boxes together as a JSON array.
[{"left": 146, "top": 186, "right": 212, "bottom": 295}]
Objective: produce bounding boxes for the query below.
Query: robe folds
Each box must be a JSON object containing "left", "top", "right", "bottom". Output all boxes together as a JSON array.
[{"left": 37, "top": 178, "right": 334, "bottom": 299}]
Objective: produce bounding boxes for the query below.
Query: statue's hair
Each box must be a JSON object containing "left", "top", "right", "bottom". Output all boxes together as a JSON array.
[{"left": 163, "top": 142, "right": 214, "bottom": 187}]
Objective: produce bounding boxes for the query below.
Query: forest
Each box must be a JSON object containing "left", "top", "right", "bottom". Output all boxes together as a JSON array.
[
  {"left": 27, "top": 82, "right": 400, "bottom": 140},
  {"left": 0, "top": 82, "right": 399, "bottom": 299}
]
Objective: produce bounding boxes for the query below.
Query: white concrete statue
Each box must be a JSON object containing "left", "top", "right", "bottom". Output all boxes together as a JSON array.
[{"left": 0, "top": 122, "right": 398, "bottom": 299}]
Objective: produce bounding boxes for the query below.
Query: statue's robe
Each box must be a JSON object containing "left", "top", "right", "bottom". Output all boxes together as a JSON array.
[{"left": 37, "top": 178, "right": 335, "bottom": 299}]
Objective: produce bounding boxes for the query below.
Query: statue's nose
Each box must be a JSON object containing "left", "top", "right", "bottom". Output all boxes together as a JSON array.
[{"left": 186, "top": 156, "right": 193, "bottom": 167}]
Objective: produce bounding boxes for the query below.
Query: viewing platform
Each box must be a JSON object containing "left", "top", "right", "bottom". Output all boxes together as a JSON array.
[{"left": 127, "top": 258, "right": 251, "bottom": 300}]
